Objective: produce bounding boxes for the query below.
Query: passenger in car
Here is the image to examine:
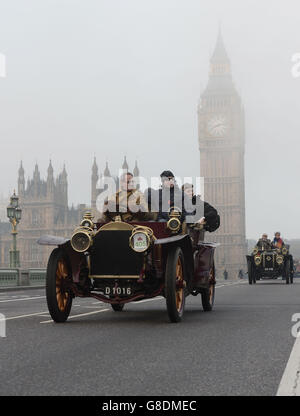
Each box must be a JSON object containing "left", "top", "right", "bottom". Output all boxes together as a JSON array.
[
  {"left": 273, "top": 232, "right": 284, "bottom": 248},
  {"left": 182, "top": 183, "right": 220, "bottom": 232}
]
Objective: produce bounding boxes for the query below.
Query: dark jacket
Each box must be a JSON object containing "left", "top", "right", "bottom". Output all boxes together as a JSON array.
[
  {"left": 147, "top": 186, "right": 194, "bottom": 222},
  {"left": 192, "top": 195, "right": 220, "bottom": 232},
  {"left": 256, "top": 238, "right": 274, "bottom": 251}
]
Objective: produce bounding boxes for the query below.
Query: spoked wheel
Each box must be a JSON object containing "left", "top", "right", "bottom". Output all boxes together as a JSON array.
[
  {"left": 46, "top": 248, "right": 73, "bottom": 323},
  {"left": 111, "top": 304, "right": 125, "bottom": 312},
  {"left": 165, "top": 247, "right": 186, "bottom": 323},
  {"left": 201, "top": 266, "right": 215, "bottom": 311}
]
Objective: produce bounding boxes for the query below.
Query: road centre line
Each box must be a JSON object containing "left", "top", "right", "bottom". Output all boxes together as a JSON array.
[
  {"left": 5, "top": 311, "right": 49, "bottom": 321},
  {"left": 40, "top": 309, "right": 110, "bottom": 324},
  {"left": 0, "top": 296, "right": 46, "bottom": 303}
]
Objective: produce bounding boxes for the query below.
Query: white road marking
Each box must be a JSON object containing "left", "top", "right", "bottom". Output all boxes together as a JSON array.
[
  {"left": 0, "top": 296, "right": 45, "bottom": 303},
  {"left": 5, "top": 311, "right": 49, "bottom": 321},
  {"left": 277, "top": 335, "right": 300, "bottom": 396},
  {"left": 134, "top": 297, "right": 164, "bottom": 303},
  {"left": 1, "top": 281, "right": 243, "bottom": 322},
  {"left": 40, "top": 309, "right": 110, "bottom": 324}
]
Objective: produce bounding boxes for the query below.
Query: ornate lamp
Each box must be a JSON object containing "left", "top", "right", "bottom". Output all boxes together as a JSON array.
[{"left": 7, "top": 191, "right": 21, "bottom": 268}]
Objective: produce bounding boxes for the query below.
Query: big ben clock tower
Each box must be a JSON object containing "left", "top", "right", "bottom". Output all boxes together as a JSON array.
[{"left": 198, "top": 30, "right": 247, "bottom": 279}]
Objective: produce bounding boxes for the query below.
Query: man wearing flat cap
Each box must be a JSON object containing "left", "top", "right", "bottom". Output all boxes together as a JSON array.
[{"left": 149, "top": 170, "right": 196, "bottom": 222}]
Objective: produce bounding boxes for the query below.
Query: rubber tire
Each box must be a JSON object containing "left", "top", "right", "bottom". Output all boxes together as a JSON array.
[
  {"left": 247, "top": 259, "right": 253, "bottom": 285},
  {"left": 46, "top": 247, "right": 73, "bottom": 323},
  {"left": 285, "top": 259, "right": 291, "bottom": 284},
  {"left": 201, "top": 284, "right": 215, "bottom": 312},
  {"left": 165, "top": 246, "right": 186, "bottom": 323},
  {"left": 111, "top": 304, "right": 125, "bottom": 312}
]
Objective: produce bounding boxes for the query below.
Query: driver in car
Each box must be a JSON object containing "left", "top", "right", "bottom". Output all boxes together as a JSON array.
[
  {"left": 149, "top": 170, "right": 205, "bottom": 225},
  {"left": 256, "top": 233, "right": 274, "bottom": 251},
  {"left": 101, "top": 172, "right": 155, "bottom": 222}
]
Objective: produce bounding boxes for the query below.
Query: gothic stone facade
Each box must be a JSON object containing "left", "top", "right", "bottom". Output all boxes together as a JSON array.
[
  {"left": 0, "top": 162, "right": 86, "bottom": 269},
  {"left": 0, "top": 157, "right": 139, "bottom": 269},
  {"left": 198, "top": 31, "right": 247, "bottom": 279}
]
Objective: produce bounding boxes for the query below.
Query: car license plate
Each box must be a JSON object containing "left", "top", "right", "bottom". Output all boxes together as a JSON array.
[{"left": 105, "top": 286, "right": 132, "bottom": 296}]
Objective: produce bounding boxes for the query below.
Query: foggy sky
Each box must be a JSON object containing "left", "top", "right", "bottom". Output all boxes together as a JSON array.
[{"left": 0, "top": 0, "right": 299, "bottom": 239}]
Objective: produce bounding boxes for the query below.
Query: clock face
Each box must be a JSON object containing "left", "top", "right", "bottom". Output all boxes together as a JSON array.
[{"left": 207, "top": 115, "right": 228, "bottom": 137}]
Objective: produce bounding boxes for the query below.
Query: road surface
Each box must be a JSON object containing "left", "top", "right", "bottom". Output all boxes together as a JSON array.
[{"left": 0, "top": 279, "right": 300, "bottom": 396}]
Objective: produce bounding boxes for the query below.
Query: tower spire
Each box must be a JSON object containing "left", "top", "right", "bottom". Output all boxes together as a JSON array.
[
  {"left": 133, "top": 160, "right": 139, "bottom": 177},
  {"left": 104, "top": 161, "right": 111, "bottom": 177},
  {"left": 47, "top": 159, "right": 54, "bottom": 178},
  {"left": 211, "top": 28, "right": 229, "bottom": 63},
  {"left": 92, "top": 156, "right": 98, "bottom": 178},
  {"left": 47, "top": 160, "right": 54, "bottom": 194},
  {"left": 122, "top": 156, "right": 129, "bottom": 171},
  {"left": 18, "top": 161, "right": 25, "bottom": 196}
]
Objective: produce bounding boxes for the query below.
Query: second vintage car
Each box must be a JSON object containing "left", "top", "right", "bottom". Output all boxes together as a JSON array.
[
  {"left": 246, "top": 244, "right": 293, "bottom": 284},
  {"left": 38, "top": 209, "right": 218, "bottom": 323}
]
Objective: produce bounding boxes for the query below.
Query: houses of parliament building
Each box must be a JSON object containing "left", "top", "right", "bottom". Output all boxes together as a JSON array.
[
  {"left": 0, "top": 31, "right": 247, "bottom": 278},
  {"left": 0, "top": 157, "right": 137, "bottom": 269}
]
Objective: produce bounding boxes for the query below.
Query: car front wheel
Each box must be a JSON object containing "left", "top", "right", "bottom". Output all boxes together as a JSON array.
[
  {"left": 247, "top": 259, "right": 254, "bottom": 285},
  {"left": 165, "top": 247, "right": 186, "bottom": 323},
  {"left": 46, "top": 247, "right": 73, "bottom": 323}
]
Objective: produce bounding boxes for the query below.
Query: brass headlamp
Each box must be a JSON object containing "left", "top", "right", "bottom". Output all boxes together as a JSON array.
[
  {"left": 254, "top": 255, "right": 262, "bottom": 265},
  {"left": 71, "top": 227, "right": 93, "bottom": 252},
  {"left": 252, "top": 247, "right": 259, "bottom": 255},
  {"left": 167, "top": 207, "right": 181, "bottom": 233},
  {"left": 276, "top": 255, "right": 284, "bottom": 265},
  {"left": 80, "top": 211, "right": 95, "bottom": 229},
  {"left": 129, "top": 226, "right": 153, "bottom": 253},
  {"left": 71, "top": 212, "right": 94, "bottom": 252}
]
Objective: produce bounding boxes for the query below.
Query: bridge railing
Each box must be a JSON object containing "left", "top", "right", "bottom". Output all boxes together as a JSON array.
[{"left": 0, "top": 268, "right": 46, "bottom": 287}]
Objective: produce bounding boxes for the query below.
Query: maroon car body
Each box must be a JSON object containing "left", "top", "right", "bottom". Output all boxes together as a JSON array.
[{"left": 39, "top": 214, "right": 218, "bottom": 323}]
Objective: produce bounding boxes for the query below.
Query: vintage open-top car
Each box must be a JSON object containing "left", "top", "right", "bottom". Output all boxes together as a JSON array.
[
  {"left": 246, "top": 244, "right": 293, "bottom": 284},
  {"left": 38, "top": 209, "right": 218, "bottom": 323}
]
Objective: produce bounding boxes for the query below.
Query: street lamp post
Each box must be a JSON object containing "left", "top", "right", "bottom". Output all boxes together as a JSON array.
[{"left": 7, "top": 191, "right": 22, "bottom": 268}]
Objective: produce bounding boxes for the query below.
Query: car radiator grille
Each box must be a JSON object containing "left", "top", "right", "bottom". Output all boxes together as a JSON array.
[{"left": 89, "top": 230, "right": 144, "bottom": 278}]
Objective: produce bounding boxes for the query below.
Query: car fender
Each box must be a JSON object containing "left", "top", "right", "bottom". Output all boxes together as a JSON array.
[{"left": 155, "top": 235, "right": 194, "bottom": 282}]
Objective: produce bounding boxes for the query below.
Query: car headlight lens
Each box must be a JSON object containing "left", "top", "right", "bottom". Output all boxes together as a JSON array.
[
  {"left": 80, "top": 219, "right": 94, "bottom": 228},
  {"left": 167, "top": 217, "right": 181, "bottom": 233},
  {"left": 254, "top": 255, "right": 261, "bottom": 265},
  {"left": 253, "top": 247, "right": 258, "bottom": 255},
  {"left": 129, "top": 231, "right": 150, "bottom": 253},
  {"left": 282, "top": 247, "right": 288, "bottom": 255},
  {"left": 276, "top": 255, "right": 283, "bottom": 265},
  {"left": 71, "top": 230, "right": 92, "bottom": 252}
]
